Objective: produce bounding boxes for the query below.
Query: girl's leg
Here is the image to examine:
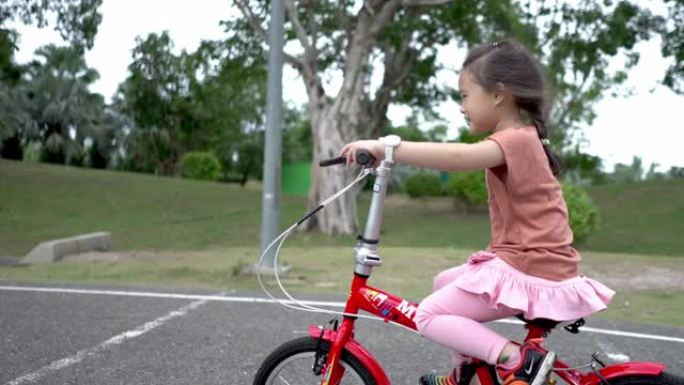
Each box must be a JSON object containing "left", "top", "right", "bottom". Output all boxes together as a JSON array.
[
  {"left": 415, "top": 284, "right": 519, "bottom": 366},
  {"left": 432, "top": 265, "right": 467, "bottom": 292},
  {"left": 429, "top": 265, "right": 475, "bottom": 371}
]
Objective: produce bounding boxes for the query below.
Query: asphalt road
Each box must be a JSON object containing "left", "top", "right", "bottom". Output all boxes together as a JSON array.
[{"left": 1, "top": 282, "right": 682, "bottom": 385}]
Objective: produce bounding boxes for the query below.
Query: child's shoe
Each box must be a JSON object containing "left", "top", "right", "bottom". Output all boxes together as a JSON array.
[
  {"left": 496, "top": 340, "right": 556, "bottom": 385},
  {"left": 419, "top": 368, "right": 457, "bottom": 385}
]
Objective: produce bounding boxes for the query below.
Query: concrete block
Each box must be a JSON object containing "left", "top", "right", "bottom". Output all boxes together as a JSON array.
[
  {"left": 75, "top": 232, "right": 110, "bottom": 253},
  {"left": 20, "top": 232, "right": 111, "bottom": 264},
  {"left": 20, "top": 243, "right": 55, "bottom": 264},
  {"left": 53, "top": 240, "right": 78, "bottom": 260}
]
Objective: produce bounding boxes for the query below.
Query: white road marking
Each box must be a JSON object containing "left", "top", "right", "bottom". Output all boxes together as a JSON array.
[
  {"left": 6, "top": 297, "right": 208, "bottom": 385},
  {"left": 1, "top": 285, "right": 683, "bottom": 344},
  {"left": 605, "top": 352, "right": 631, "bottom": 363},
  {"left": 477, "top": 318, "right": 684, "bottom": 344},
  {"left": 597, "top": 340, "right": 631, "bottom": 363}
]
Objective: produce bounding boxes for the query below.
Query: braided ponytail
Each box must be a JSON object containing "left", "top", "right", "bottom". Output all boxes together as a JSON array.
[{"left": 527, "top": 104, "right": 563, "bottom": 175}]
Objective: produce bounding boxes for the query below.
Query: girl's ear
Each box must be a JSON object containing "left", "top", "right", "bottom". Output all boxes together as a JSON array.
[{"left": 493, "top": 82, "right": 506, "bottom": 107}]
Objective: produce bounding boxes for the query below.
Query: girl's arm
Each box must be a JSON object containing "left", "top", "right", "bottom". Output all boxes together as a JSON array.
[{"left": 340, "top": 139, "right": 505, "bottom": 172}]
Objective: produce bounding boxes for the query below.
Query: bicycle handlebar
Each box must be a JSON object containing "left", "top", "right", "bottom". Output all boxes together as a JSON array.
[
  {"left": 319, "top": 150, "right": 376, "bottom": 168},
  {"left": 318, "top": 156, "right": 346, "bottom": 167}
]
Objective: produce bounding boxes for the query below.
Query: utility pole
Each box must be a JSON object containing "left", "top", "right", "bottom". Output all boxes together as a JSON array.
[{"left": 259, "top": 0, "right": 284, "bottom": 271}]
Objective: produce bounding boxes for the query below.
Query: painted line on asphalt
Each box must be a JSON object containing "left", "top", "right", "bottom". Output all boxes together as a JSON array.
[
  {"left": 6, "top": 297, "right": 209, "bottom": 385},
  {"left": 1, "top": 284, "right": 683, "bottom": 344},
  {"left": 597, "top": 340, "right": 631, "bottom": 363},
  {"left": 0, "top": 285, "right": 345, "bottom": 306},
  {"left": 493, "top": 318, "right": 684, "bottom": 343}
]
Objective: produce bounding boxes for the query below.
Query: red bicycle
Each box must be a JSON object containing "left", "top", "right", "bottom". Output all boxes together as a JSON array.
[{"left": 253, "top": 148, "right": 682, "bottom": 385}]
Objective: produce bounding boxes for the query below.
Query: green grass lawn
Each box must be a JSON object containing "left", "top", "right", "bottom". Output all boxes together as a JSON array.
[
  {"left": 3, "top": 159, "right": 683, "bottom": 256},
  {"left": 582, "top": 180, "right": 684, "bottom": 255}
]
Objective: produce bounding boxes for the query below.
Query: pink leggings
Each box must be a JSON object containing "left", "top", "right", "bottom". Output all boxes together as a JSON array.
[{"left": 414, "top": 264, "right": 519, "bottom": 366}]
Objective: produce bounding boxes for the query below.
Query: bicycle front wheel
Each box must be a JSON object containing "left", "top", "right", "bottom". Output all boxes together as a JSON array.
[{"left": 253, "top": 336, "right": 376, "bottom": 385}]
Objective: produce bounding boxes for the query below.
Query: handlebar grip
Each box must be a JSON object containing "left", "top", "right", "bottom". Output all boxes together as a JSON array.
[
  {"left": 318, "top": 150, "right": 377, "bottom": 168},
  {"left": 319, "top": 156, "right": 346, "bottom": 167}
]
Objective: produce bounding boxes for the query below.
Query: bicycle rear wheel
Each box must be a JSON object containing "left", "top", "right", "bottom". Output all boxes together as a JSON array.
[
  {"left": 253, "top": 336, "right": 376, "bottom": 385},
  {"left": 600, "top": 372, "right": 684, "bottom": 385}
]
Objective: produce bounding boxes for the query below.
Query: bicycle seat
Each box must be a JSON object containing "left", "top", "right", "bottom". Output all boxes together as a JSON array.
[
  {"left": 516, "top": 315, "right": 560, "bottom": 330},
  {"left": 516, "top": 315, "right": 585, "bottom": 334}
]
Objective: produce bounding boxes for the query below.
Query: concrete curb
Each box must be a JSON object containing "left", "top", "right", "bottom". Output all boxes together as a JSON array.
[{"left": 20, "top": 232, "right": 111, "bottom": 265}]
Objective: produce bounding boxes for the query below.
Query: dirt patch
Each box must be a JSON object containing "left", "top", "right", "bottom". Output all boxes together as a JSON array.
[
  {"left": 582, "top": 262, "right": 684, "bottom": 291},
  {"left": 61, "top": 250, "right": 173, "bottom": 263}
]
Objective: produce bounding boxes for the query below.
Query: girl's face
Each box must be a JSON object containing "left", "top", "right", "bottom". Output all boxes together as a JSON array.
[{"left": 458, "top": 71, "right": 499, "bottom": 134}]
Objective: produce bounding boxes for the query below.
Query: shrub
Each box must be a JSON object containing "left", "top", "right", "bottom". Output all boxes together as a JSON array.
[
  {"left": 403, "top": 171, "right": 443, "bottom": 198},
  {"left": 446, "top": 171, "right": 487, "bottom": 213},
  {"left": 562, "top": 183, "right": 599, "bottom": 243},
  {"left": 181, "top": 151, "right": 221, "bottom": 181}
]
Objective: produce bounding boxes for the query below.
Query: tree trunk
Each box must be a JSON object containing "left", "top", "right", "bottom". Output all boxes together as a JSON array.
[
  {"left": 301, "top": 100, "right": 369, "bottom": 235},
  {"left": 274, "top": 0, "right": 401, "bottom": 235},
  {"left": 299, "top": 56, "right": 394, "bottom": 235}
]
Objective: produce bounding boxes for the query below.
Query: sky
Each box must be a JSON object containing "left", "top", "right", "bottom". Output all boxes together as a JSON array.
[{"left": 9, "top": 0, "right": 683, "bottom": 172}]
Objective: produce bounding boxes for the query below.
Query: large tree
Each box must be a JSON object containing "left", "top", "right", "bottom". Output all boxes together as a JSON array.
[
  {"left": 662, "top": 0, "right": 684, "bottom": 94},
  {"left": 232, "top": 0, "right": 664, "bottom": 235},
  {"left": 116, "top": 32, "right": 187, "bottom": 174},
  {"left": 20, "top": 44, "right": 106, "bottom": 164},
  {"left": 0, "top": 30, "right": 30, "bottom": 157},
  {"left": 0, "top": 0, "right": 103, "bottom": 158},
  {"left": 0, "top": 0, "right": 102, "bottom": 50},
  {"left": 117, "top": 31, "right": 267, "bottom": 175}
]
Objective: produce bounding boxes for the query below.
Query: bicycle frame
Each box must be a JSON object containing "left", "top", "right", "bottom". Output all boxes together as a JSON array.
[
  {"left": 308, "top": 155, "right": 666, "bottom": 385},
  {"left": 309, "top": 283, "right": 666, "bottom": 385},
  {"left": 309, "top": 278, "right": 417, "bottom": 385}
]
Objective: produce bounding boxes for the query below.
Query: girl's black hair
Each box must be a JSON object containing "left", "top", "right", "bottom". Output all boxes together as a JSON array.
[{"left": 462, "top": 39, "right": 563, "bottom": 176}]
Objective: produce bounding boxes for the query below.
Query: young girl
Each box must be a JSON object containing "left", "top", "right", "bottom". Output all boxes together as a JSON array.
[{"left": 339, "top": 39, "right": 614, "bottom": 385}]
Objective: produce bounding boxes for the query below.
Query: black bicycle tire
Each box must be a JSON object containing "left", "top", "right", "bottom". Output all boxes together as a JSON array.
[
  {"left": 253, "top": 336, "right": 377, "bottom": 385},
  {"left": 603, "top": 372, "right": 684, "bottom": 385}
]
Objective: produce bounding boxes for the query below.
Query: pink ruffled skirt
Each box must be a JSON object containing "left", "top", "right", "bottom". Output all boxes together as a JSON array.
[{"left": 451, "top": 251, "right": 615, "bottom": 321}]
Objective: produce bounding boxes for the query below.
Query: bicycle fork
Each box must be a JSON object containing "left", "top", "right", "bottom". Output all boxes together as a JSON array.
[{"left": 317, "top": 317, "right": 356, "bottom": 384}]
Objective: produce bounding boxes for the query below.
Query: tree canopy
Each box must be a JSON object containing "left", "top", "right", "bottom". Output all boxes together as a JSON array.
[{"left": 1, "top": 0, "right": 102, "bottom": 50}]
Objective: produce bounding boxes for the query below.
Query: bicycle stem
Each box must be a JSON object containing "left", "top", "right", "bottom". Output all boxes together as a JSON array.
[{"left": 354, "top": 158, "right": 394, "bottom": 277}]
